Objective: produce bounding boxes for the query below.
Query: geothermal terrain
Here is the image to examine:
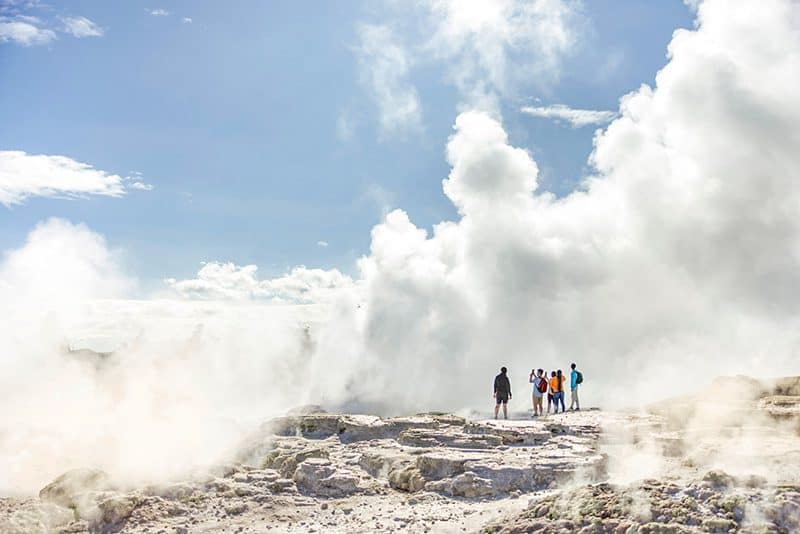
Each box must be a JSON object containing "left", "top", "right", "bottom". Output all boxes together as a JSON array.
[{"left": 2, "top": 377, "right": 799, "bottom": 533}]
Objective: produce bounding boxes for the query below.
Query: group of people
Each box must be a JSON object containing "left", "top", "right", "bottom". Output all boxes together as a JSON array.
[{"left": 492, "top": 364, "right": 583, "bottom": 419}]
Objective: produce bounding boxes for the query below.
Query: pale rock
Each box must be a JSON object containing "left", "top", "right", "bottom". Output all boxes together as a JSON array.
[
  {"left": 388, "top": 466, "right": 426, "bottom": 493},
  {"left": 39, "top": 468, "right": 112, "bottom": 509},
  {"left": 93, "top": 494, "right": 140, "bottom": 527},
  {"left": 263, "top": 447, "right": 330, "bottom": 477},
  {"left": 293, "top": 458, "right": 360, "bottom": 497},
  {"left": 398, "top": 428, "right": 503, "bottom": 449},
  {"left": 431, "top": 472, "right": 497, "bottom": 498}
]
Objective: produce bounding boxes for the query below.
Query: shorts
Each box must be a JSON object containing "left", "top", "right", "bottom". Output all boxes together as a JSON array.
[{"left": 495, "top": 393, "right": 509, "bottom": 404}]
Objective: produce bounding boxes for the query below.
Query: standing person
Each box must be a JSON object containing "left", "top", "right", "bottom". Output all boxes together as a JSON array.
[
  {"left": 530, "top": 369, "right": 546, "bottom": 417},
  {"left": 546, "top": 371, "right": 556, "bottom": 414},
  {"left": 553, "top": 370, "right": 566, "bottom": 413},
  {"left": 493, "top": 367, "right": 512, "bottom": 420},
  {"left": 570, "top": 363, "right": 582, "bottom": 411}
]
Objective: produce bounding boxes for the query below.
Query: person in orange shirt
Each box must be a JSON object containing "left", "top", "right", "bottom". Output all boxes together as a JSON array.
[
  {"left": 546, "top": 370, "right": 557, "bottom": 414},
  {"left": 552, "top": 369, "right": 566, "bottom": 413}
]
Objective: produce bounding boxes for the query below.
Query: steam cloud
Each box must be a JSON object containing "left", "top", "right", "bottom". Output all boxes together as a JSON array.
[{"left": 2, "top": 0, "right": 800, "bottom": 494}]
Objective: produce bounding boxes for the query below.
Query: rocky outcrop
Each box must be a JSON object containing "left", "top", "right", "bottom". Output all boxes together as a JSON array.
[
  {"left": 38, "top": 468, "right": 112, "bottom": 509},
  {"left": 292, "top": 458, "right": 361, "bottom": 497},
  {"left": 263, "top": 445, "right": 330, "bottom": 477},
  {"left": 263, "top": 413, "right": 460, "bottom": 443},
  {"left": 5, "top": 378, "right": 800, "bottom": 533},
  {"left": 759, "top": 395, "right": 800, "bottom": 419},
  {"left": 397, "top": 428, "right": 504, "bottom": 449},
  {"left": 485, "top": 474, "right": 800, "bottom": 534}
]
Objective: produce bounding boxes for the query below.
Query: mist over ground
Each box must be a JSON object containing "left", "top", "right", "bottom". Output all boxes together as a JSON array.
[{"left": 2, "top": 0, "right": 800, "bottom": 495}]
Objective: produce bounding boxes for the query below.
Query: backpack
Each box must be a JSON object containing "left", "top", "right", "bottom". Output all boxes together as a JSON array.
[
  {"left": 537, "top": 377, "right": 548, "bottom": 393},
  {"left": 575, "top": 371, "right": 583, "bottom": 385}
]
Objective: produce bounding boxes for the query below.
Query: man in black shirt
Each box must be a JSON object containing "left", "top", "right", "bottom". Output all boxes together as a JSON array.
[{"left": 493, "top": 366, "right": 512, "bottom": 419}]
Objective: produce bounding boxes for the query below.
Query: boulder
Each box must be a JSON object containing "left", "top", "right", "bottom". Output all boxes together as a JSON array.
[
  {"left": 94, "top": 495, "right": 140, "bottom": 527},
  {"left": 338, "top": 415, "right": 397, "bottom": 443},
  {"left": 266, "top": 414, "right": 343, "bottom": 439},
  {"left": 415, "top": 452, "right": 470, "bottom": 480},
  {"left": 388, "top": 466, "right": 426, "bottom": 493},
  {"left": 263, "top": 447, "right": 330, "bottom": 477},
  {"left": 293, "top": 458, "right": 360, "bottom": 497},
  {"left": 438, "top": 472, "right": 497, "bottom": 498},
  {"left": 359, "top": 448, "right": 413, "bottom": 479},
  {"left": 39, "top": 468, "right": 112, "bottom": 509}
]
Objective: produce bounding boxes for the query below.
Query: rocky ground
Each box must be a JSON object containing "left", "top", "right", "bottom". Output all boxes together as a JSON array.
[
  {"left": 484, "top": 376, "right": 800, "bottom": 533},
  {"left": 1, "top": 377, "right": 799, "bottom": 533},
  {"left": 0, "top": 410, "right": 604, "bottom": 533}
]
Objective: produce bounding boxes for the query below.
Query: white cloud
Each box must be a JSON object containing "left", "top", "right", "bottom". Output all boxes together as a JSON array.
[
  {"left": 420, "top": 0, "right": 581, "bottom": 112},
  {"left": 61, "top": 16, "right": 103, "bottom": 38},
  {"left": 182, "top": 17, "right": 192, "bottom": 24},
  {"left": 167, "top": 262, "right": 353, "bottom": 304},
  {"left": 300, "top": 0, "right": 800, "bottom": 412},
  {"left": 317, "top": 240, "right": 329, "bottom": 248},
  {"left": 520, "top": 104, "right": 617, "bottom": 127},
  {"left": 129, "top": 181, "right": 153, "bottom": 191},
  {"left": 149, "top": 8, "right": 169, "bottom": 17},
  {"left": 0, "top": 218, "right": 134, "bottom": 303},
  {"left": 0, "top": 15, "right": 55, "bottom": 45},
  {"left": 355, "top": 24, "right": 421, "bottom": 136},
  {"left": 0, "top": 150, "right": 128, "bottom": 206},
  {"left": 352, "top": 0, "right": 582, "bottom": 126}
]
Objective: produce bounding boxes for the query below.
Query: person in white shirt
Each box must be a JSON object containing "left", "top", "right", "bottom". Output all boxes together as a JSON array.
[{"left": 529, "top": 368, "right": 546, "bottom": 417}]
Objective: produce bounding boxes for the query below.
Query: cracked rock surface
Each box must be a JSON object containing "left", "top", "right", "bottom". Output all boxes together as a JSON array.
[
  {"left": 0, "top": 411, "right": 603, "bottom": 533},
  {"left": 2, "top": 376, "right": 798, "bottom": 533}
]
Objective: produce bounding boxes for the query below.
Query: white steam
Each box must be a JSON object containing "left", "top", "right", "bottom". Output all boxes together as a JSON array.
[
  {"left": 3, "top": 0, "right": 800, "bottom": 495},
  {"left": 0, "top": 220, "right": 326, "bottom": 494},
  {"left": 304, "top": 0, "right": 800, "bottom": 411}
]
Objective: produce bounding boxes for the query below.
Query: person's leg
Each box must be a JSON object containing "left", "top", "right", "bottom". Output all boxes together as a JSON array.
[
  {"left": 494, "top": 402, "right": 500, "bottom": 419},
  {"left": 547, "top": 394, "right": 552, "bottom": 414},
  {"left": 560, "top": 392, "right": 566, "bottom": 412},
  {"left": 537, "top": 397, "right": 543, "bottom": 415},
  {"left": 575, "top": 387, "right": 580, "bottom": 410},
  {"left": 570, "top": 388, "right": 576, "bottom": 410},
  {"left": 502, "top": 401, "right": 508, "bottom": 419},
  {"left": 532, "top": 395, "right": 536, "bottom": 414}
]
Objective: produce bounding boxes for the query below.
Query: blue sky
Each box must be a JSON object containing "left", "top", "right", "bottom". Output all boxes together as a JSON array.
[{"left": 0, "top": 0, "right": 693, "bottom": 289}]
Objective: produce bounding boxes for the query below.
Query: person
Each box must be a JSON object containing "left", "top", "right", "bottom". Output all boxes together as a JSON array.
[
  {"left": 493, "top": 367, "right": 512, "bottom": 419},
  {"left": 529, "top": 368, "right": 545, "bottom": 417},
  {"left": 546, "top": 370, "right": 556, "bottom": 414},
  {"left": 570, "top": 362, "right": 581, "bottom": 411},
  {"left": 553, "top": 369, "right": 566, "bottom": 413}
]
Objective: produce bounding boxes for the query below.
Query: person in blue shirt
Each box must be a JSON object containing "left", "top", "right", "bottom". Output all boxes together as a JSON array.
[{"left": 569, "top": 362, "right": 581, "bottom": 411}]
